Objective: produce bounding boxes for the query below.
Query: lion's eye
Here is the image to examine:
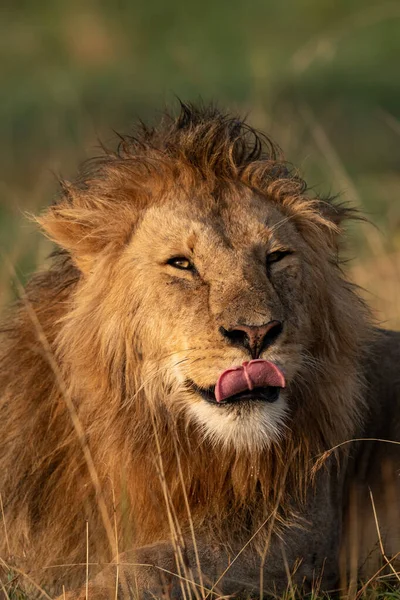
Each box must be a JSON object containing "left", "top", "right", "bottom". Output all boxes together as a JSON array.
[
  {"left": 167, "top": 257, "right": 194, "bottom": 271},
  {"left": 267, "top": 250, "right": 292, "bottom": 265}
]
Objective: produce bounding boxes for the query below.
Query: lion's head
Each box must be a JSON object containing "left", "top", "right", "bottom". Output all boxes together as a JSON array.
[{"left": 37, "top": 103, "right": 369, "bottom": 456}]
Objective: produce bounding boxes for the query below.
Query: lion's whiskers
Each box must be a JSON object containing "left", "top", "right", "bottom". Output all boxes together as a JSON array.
[{"left": 119, "top": 348, "right": 199, "bottom": 409}]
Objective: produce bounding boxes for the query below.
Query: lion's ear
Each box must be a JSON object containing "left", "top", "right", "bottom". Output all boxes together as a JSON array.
[
  {"left": 36, "top": 182, "right": 132, "bottom": 272},
  {"left": 36, "top": 206, "right": 97, "bottom": 272}
]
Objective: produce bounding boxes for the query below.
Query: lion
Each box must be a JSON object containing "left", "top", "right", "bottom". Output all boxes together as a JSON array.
[{"left": 0, "top": 103, "right": 399, "bottom": 599}]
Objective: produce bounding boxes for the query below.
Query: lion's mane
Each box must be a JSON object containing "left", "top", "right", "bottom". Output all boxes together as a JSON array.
[{"left": 0, "top": 103, "right": 371, "bottom": 591}]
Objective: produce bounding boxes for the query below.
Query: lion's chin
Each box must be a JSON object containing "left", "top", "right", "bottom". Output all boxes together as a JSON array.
[{"left": 187, "top": 392, "right": 289, "bottom": 453}]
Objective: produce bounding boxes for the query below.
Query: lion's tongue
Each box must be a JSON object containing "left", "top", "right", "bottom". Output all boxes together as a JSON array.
[{"left": 215, "top": 360, "right": 285, "bottom": 403}]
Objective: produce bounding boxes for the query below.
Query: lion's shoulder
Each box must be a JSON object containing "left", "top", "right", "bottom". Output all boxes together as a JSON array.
[
  {"left": 356, "top": 327, "right": 400, "bottom": 458},
  {"left": 363, "top": 328, "right": 400, "bottom": 404}
]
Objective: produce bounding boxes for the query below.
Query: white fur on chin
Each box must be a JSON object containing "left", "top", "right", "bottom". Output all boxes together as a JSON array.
[{"left": 187, "top": 392, "right": 289, "bottom": 452}]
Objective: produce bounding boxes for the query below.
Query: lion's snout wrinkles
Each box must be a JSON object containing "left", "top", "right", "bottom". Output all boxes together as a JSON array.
[
  {"left": 208, "top": 263, "right": 284, "bottom": 325},
  {"left": 1, "top": 102, "right": 399, "bottom": 599}
]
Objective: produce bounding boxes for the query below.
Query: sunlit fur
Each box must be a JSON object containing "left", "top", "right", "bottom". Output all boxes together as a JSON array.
[{"left": 0, "top": 103, "right": 372, "bottom": 593}]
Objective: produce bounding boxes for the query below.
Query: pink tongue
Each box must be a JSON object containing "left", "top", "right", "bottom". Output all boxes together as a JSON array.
[{"left": 215, "top": 360, "right": 285, "bottom": 403}]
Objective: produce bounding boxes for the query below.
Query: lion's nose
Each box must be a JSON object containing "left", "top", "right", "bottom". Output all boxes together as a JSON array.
[{"left": 219, "top": 320, "right": 283, "bottom": 359}]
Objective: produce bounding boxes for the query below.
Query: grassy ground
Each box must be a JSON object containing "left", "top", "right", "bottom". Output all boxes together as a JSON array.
[{"left": 2, "top": 567, "right": 400, "bottom": 600}]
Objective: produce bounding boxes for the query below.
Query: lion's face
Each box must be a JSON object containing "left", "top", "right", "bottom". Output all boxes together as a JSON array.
[
  {"left": 42, "top": 107, "right": 365, "bottom": 456},
  {"left": 112, "top": 185, "right": 315, "bottom": 451}
]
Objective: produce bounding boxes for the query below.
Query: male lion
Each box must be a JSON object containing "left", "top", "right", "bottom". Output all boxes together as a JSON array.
[{"left": 0, "top": 103, "right": 399, "bottom": 599}]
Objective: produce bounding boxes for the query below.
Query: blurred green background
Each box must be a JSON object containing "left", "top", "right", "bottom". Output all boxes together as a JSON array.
[{"left": 1, "top": 0, "right": 400, "bottom": 324}]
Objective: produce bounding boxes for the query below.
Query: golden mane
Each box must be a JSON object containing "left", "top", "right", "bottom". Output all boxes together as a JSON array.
[{"left": 0, "top": 103, "right": 372, "bottom": 593}]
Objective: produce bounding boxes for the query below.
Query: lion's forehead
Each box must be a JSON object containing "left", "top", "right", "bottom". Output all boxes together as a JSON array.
[{"left": 134, "top": 194, "right": 300, "bottom": 257}]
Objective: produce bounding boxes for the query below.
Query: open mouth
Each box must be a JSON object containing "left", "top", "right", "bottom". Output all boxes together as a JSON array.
[
  {"left": 188, "top": 381, "right": 281, "bottom": 405},
  {"left": 186, "top": 359, "right": 285, "bottom": 406}
]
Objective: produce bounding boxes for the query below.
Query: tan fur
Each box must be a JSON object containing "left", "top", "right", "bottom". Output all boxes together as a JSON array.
[{"left": 0, "top": 104, "right": 398, "bottom": 598}]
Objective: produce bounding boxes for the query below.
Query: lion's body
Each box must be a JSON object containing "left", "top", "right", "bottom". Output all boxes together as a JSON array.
[{"left": 0, "top": 105, "right": 399, "bottom": 598}]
